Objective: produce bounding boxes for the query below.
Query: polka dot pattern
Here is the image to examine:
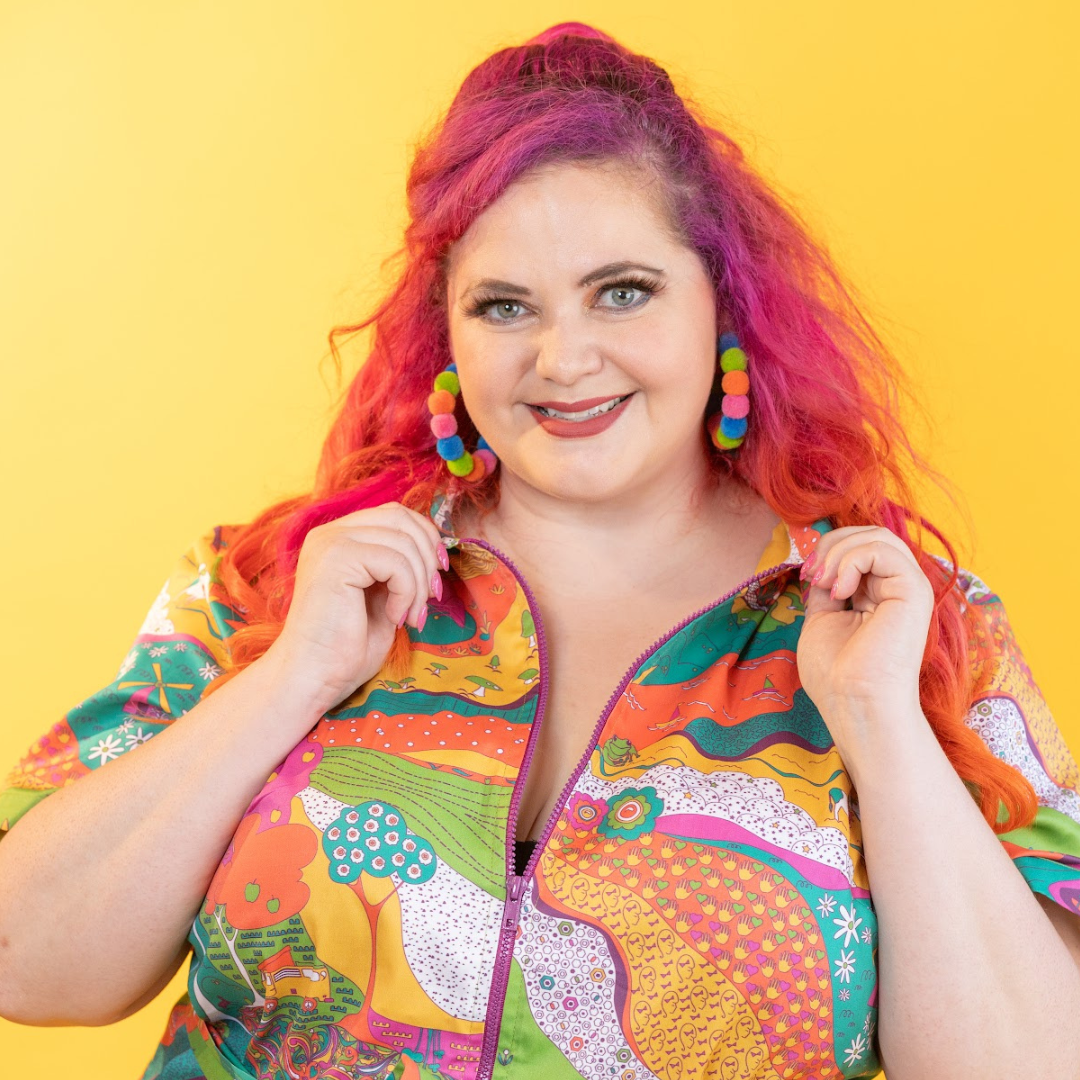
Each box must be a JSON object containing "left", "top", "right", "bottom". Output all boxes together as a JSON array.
[{"left": 322, "top": 801, "right": 436, "bottom": 885}]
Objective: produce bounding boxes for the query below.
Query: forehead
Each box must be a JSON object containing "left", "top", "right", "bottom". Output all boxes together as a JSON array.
[{"left": 445, "top": 162, "right": 681, "bottom": 286}]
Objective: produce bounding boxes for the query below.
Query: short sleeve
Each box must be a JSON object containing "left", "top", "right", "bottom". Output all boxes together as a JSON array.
[
  {"left": 948, "top": 561, "right": 1080, "bottom": 917},
  {"left": 0, "top": 525, "right": 246, "bottom": 835}
]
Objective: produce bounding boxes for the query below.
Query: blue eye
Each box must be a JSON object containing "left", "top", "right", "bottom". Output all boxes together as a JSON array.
[{"left": 465, "top": 275, "right": 660, "bottom": 324}]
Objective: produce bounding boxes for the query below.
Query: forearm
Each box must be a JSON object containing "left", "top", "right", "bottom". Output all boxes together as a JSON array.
[
  {"left": 839, "top": 704, "right": 1080, "bottom": 1079},
  {"left": 0, "top": 648, "right": 325, "bottom": 1025}
]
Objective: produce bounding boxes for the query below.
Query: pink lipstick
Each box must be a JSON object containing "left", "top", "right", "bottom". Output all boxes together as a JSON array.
[{"left": 527, "top": 393, "right": 634, "bottom": 438}]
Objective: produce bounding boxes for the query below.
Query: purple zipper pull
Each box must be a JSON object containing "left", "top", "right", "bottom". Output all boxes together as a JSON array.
[{"left": 502, "top": 874, "right": 526, "bottom": 931}]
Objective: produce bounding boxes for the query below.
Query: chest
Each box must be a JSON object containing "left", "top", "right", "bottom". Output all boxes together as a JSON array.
[
  {"left": 511, "top": 546, "right": 786, "bottom": 839},
  {"left": 514, "top": 605, "right": 711, "bottom": 840},
  {"left": 189, "top": 538, "right": 882, "bottom": 1079}
]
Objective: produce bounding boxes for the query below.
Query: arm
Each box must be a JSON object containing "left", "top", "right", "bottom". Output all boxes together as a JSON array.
[
  {"left": 841, "top": 706, "right": 1080, "bottom": 1080},
  {"left": 0, "top": 503, "right": 444, "bottom": 1027},
  {"left": 0, "top": 648, "right": 324, "bottom": 1026}
]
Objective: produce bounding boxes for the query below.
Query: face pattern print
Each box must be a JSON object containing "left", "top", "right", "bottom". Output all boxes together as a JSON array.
[{"left": 3, "top": 507, "right": 1079, "bottom": 1080}]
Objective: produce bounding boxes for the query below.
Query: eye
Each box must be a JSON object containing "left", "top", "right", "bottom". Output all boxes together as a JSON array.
[
  {"left": 597, "top": 279, "right": 654, "bottom": 309},
  {"left": 482, "top": 300, "right": 525, "bottom": 323},
  {"left": 464, "top": 274, "right": 660, "bottom": 324}
]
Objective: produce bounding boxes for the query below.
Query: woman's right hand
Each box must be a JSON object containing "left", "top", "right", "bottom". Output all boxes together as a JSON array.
[{"left": 262, "top": 502, "right": 448, "bottom": 715}]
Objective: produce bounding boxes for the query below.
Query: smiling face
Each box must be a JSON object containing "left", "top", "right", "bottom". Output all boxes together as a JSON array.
[{"left": 444, "top": 159, "right": 721, "bottom": 509}]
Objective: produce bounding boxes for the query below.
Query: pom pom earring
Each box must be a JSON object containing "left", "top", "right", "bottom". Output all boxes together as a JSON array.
[
  {"left": 706, "top": 331, "right": 750, "bottom": 451},
  {"left": 427, "top": 362, "right": 498, "bottom": 482}
]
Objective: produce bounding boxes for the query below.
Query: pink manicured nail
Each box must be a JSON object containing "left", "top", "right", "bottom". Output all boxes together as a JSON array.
[
  {"left": 830, "top": 581, "right": 839, "bottom": 600},
  {"left": 811, "top": 567, "right": 825, "bottom": 586},
  {"left": 431, "top": 571, "right": 443, "bottom": 601},
  {"left": 417, "top": 606, "right": 428, "bottom": 633},
  {"left": 396, "top": 609, "right": 408, "bottom": 628},
  {"left": 437, "top": 545, "right": 449, "bottom": 571},
  {"left": 802, "top": 552, "right": 817, "bottom": 579}
]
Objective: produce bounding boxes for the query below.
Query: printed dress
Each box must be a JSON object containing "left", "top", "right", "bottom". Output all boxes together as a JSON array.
[{"left": 3, "top": 508, "right": 1080, "bottom": 1080}]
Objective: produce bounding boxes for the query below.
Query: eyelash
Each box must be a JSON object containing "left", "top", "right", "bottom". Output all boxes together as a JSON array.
[{"left": 464, "top": 274, "right": 662, "bottom": 323}]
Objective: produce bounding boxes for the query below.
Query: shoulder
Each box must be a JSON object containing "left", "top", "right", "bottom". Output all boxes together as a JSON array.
[{"left": 144, "top": 524, "right": 251, "bottom": 647}]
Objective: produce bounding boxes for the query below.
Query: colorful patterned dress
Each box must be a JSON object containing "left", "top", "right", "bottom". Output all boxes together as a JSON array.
[{"left": 3, "top": 505, "right": 1079, "bottom": 1080}]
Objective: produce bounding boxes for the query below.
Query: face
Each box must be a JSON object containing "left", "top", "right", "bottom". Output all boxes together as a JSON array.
[{"left": 444, "top": 161, "right": 720, "bottom": 509}]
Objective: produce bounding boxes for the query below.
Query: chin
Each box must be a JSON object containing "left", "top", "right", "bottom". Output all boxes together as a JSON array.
[{"left": 508, "top": 458, "right": 646, "bottom": 505}]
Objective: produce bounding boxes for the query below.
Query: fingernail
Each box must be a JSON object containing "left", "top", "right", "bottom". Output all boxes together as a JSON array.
[
  {"left": 830, "top": 581, "right": 839, "bottom": 600},
  {"left": 417, "top": 606, "right": 428, "bottom": 633},
  {"left": 802, "top": 552, "right": 817, "bottom": 579},
  {"left": 811, "top": 567, "right": 825, "bottom": 586},
  {"left": 437, "top": 545, "right": 449, "bottom": 571},
  {"left": 431, "top": 571, "right": 443, "bottom": 601},
  {"left": 396, "top": 609, "right": 408, "bottom": 629}
]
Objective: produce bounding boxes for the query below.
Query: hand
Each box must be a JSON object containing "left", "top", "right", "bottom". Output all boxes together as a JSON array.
[
  {"left": 797, "top": 525, "right": 936, "bottom": 751},
  {"left": 262, "top": 502, "right": 447, "bottom": 715}
]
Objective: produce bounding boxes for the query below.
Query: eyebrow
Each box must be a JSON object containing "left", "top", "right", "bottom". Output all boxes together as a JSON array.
[{"left": 462, "top": 261, "right": 666, "bottom": 299}]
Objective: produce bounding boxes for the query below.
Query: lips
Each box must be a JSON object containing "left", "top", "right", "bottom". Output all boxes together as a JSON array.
[
  {"left": 527, "top": 392, "right": 635, "bottom": 438},
  {"left": 531, "top": 394, "right": 631, "bottom": 414}
]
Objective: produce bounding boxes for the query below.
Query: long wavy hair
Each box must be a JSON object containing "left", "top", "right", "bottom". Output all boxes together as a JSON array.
[{"left": 203, "top": 21, "right": 1037, "bottom": 834}]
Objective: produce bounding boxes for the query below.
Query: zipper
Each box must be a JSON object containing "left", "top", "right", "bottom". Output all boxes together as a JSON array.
[{"left": 470, "top": 537, "right": 801, "bottom": 1079}]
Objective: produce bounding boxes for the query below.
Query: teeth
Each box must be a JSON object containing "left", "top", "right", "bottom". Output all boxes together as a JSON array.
[{"left": 537, "top": 395, "right": 629, "bottom": 421}]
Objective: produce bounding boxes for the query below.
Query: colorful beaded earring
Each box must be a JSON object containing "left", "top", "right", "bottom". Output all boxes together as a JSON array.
[
  {"left": 706, "top": 331, "right": 750, "bottom": 451},
  {"left": 427, "top": 362, "right": 498, "bottom": 482}
]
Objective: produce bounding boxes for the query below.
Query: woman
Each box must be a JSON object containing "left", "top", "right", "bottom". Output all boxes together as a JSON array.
[{"left": 1, "top": 21, "right": 1078, "bottom": 1080}]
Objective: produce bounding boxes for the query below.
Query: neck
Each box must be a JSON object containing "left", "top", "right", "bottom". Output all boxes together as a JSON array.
[{"left": 457, "top": 457, "right": 760, "bottom": 599}]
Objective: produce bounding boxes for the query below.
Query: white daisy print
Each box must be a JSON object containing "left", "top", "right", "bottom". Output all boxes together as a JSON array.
[
  {"left": 833, "top": 903, "right": 863, "bottom": 946},
  {"left": 834, "top": 948, "right": 856, "bottom": 983},
  {"left": 117, "top": 650, "right": 139, "bottom": 678},
  {"left": 816, "top": 894, "right": 837, "bottom": 919},
  {"left": 88, "top": 734, "right": 125, "bottom": 764},
  {"left": 138, "top": 582, "right": 175, "bottom": 636},
  {"left": 861, "top": 926, "right": 873, "bottom": 945},
  {"left": 198, "top": 662, "right": 221, "bottom": 681},
  {"left": 839, "top": 988, "right": 850, "bottom": 1001},
  {"left": 118, "top": 718, "right": 137, "bottom": 732},
  {"left": 149, "top": 646, "right": 169, "bottom": 658},
  {"left": 125, "top": 727, "right": 154, "bottom": 748},
  {"left": 844, "top": 1032, "right": 868, "bottom": 1066},
  {"left": 173, "top": 643, "right": 188, "bottom": 652}
]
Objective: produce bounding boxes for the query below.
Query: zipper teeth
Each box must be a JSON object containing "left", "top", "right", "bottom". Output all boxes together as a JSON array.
[
  {"left": 467, "top": 536, "right": 801, "bottom": 1077},
  {"left": 463, "top": 539, "right": 553, "bottom": 881},
  {"left": 466, "top": 539, "right": 800, "bottom": 880}
]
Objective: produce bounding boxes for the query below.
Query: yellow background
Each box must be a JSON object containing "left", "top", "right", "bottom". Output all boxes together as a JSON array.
[{"left": 1, "top": 1, "right": 1076, "bottom": 1076}]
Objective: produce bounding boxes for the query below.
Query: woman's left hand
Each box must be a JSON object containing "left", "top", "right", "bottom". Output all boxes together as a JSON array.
[{"left": 796, "top": 525, "right": 937, "bottom": 750}]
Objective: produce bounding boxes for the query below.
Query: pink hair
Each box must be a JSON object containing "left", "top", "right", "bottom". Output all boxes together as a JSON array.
[{"left": 207, "top": 23, "right": 1037, "bottom": 834}]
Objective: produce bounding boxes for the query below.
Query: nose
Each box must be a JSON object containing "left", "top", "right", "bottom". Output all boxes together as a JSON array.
[{"left": 533, "top": 321, "right": 604, "bottom": 385}]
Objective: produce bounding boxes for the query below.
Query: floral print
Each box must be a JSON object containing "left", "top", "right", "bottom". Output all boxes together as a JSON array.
[
  {"left": 566, "top": 792, "right": 608, "bottom": 829},
  {"left": 596, "top": 785, "right": 663, "bottom": 840},
  {"left": 2, "top": 513, "right": 1079, "bottom": 1080}
]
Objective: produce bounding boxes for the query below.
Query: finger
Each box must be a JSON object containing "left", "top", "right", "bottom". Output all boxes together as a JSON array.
[
  {"left": 336, "top": 527, "right": 432, "bottom": 627},
  {"left": 334, "top": 501, "right": 444, "bottom": 556},
  {"left": 337, "top": 503, "right": 445, "bottom": 595},
  {"left": 803, "top": 526, "right": 911, "bottom": 589},
  {"left": 392, "top": 503, "right": 449, "bottom": 581},
  {"left": 338, "top": 540, "right": 427, "bottom": 628},
  {"left": 820, "top": 540, "right": 927, "bottom": 612},
  {"left": 378, "top": 505, "right": 451, "bottom": 619}
]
